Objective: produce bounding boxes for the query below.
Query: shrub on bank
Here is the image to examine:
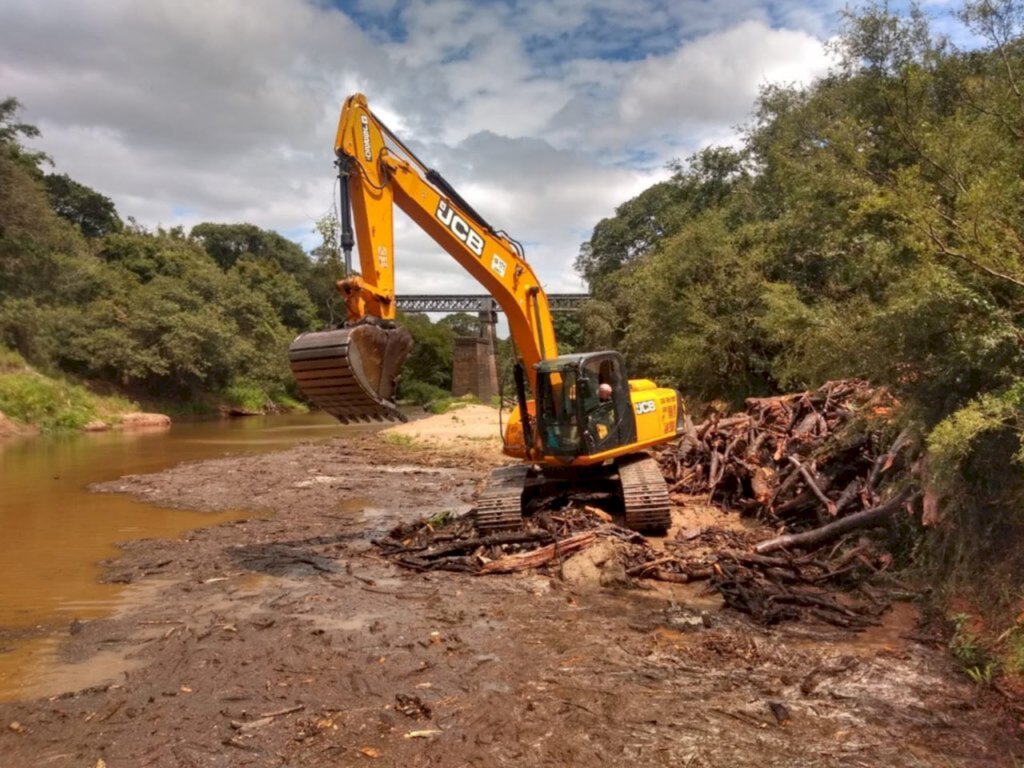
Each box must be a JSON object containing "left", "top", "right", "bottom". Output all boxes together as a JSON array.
[
  {"left": 0, "top": 347, "right": 137, "bottom": 431},
  {"left": 399, "top": 380, "right": 449, "bottom": 406}
]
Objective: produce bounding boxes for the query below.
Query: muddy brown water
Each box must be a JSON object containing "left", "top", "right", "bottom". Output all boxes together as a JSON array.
[{"left": 0, "top": 412, "right": 370, "bottom": 700}]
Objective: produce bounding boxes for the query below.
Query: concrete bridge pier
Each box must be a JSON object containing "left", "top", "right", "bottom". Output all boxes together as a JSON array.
[{"left": 451, "top": 308, "right": 498, "bottom": 403}]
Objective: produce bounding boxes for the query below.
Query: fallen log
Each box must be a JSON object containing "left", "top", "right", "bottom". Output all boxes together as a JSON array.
[
  {"left": 787, "top": 456, "right": 836, "bottom": 518},
  {"left": 755, "top": 490, "right": 913, "bottom": 554},
  {"left": 478, "top": 531, "right": 597, "bottom": 574},
  {"left": 387, "top": 530, "right": 551, "bottom": 560}
]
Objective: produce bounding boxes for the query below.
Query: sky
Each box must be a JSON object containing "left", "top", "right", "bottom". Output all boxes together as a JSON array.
[{"left": 1, "top": 0, "right": 885, "bottom": 295}]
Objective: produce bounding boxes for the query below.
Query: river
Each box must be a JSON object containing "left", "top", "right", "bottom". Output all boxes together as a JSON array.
[{"left": 0, "top": 412, "right": 366, "bottom": 700}]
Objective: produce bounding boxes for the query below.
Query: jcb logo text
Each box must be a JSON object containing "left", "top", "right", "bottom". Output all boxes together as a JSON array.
[{"left": 436, "top": 200, "right": 484, "bottom": 257}]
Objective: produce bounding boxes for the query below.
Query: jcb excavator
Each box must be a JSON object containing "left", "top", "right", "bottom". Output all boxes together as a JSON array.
[{"left": 289, "top": 94, "right": 683, "bottom": 532}]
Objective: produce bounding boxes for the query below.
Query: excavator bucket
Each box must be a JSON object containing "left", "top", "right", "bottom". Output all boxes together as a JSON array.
[{"left": 288, "top": 324, "right": 414, "bottom": 424}]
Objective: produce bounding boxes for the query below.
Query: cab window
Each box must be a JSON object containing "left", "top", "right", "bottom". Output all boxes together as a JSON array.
[
  {"left": 580, "top": 356, "right": 628, "bottom": 451},
  {"left": 537, "top": 369, "right": 580, "bottom": 455}
]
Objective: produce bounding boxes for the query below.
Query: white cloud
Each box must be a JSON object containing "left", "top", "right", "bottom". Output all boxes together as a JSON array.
[
  {"left": 620, "top": 20, "right": 833, "bottom": 134},
  {"left": 0, "top": 0, "right": 836, "bottom": 298}
]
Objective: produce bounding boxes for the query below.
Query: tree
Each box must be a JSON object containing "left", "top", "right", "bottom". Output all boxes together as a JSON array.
[
  {"left": 397, "top": 312, "right": 454, "bottom": 390},
  {"left": 306, "top": 212, "right": 346, "bottom": 326},
  {"left": 437, "top": 312, "right": 479, "bottom": 337},
  {"left": 0, "top": 97, "right": 48, "bottom": 172},
  {"left": 44, "top": 173, "right": 123, "bottom": 237},
  {"left": 229, "top": 255, "right": 317, "bottom": 332},
  {"left": 552, "top": 312, "right": 583, "bottom": 353},
  {"left": 190, "top": 222, "right": 310, "bottom": 275}
]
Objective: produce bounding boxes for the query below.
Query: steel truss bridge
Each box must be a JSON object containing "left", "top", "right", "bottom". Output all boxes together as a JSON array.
[{"left": 395, "top": 294, "right": 589, "bottom": 313}]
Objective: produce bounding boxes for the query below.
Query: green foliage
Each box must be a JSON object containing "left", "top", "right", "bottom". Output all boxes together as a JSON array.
[
  {"left": 1008, "top": 629, "right": 1024, "bottom": 675},
  {"left": 0, "top": 108, "right": 314, "bottom": 417},
  {"left": 306, "top": 213, "right": 347, "bottom": 325},
  {"left": 427, "top": 509, "right": 454, "bottom": 527},
  {"left": 437, "top": 312, "right": 479, "bottom": 337},
  {"left": 189, "top": 222, "right": 309, "bottom": 274},
  {"left": 43, "top": 173, "right": 122, "bottom": 237},
  {"left": 579, "top": 0, "right": 1024, "bottom": 410},
  {"left": 0, "top": 351, "right": 136, "bottom": 431},
  {"left": 399, "top": 312, "right": 455, "bottom": 391},
  {"left": 222, "top": 378, "right": 271, "bottom": 413},
  {"left": 399, "top": 380, "right": 449, "bottom": 406},
  {"left": 427, "top": 394, "right": 479, "bottom": 415},
  {"left": 0, "top": 345, "right": 25, "bottom": 372},
  {"left": 949, "top": 613, "right": 999, "bottom": 685},
  {"left": 552, "top": 312, "right": 583, "bottom": 354},
  {"left": 576, "top": 0, "right": 1024, "bottom": 617},
  {"left": 0, "top": 96, "right": 48, "bottom": 171},
  {"left": 229, "top": 255, "right": 317, "bottom": 332},
  {"left": 927, "top": 381, "right": 1024, "bottom": 493}
]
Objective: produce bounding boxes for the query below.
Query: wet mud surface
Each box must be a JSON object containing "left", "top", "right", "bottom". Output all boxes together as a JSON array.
[{"left": 0, "top": 434, "right": 1020, "bottom": 766}]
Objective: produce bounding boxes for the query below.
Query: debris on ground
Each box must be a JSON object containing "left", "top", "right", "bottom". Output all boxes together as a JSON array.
[
  {"left": 376, "top": 505, "right": 648, "bottom": 576},
  {"left": 377, "top": 380, "right": 922, "bottom": 631},
  {"left": 659, "top": 379, "right": 916, "bottom": 527},
  {"left": 4, "top": 429, "right": 1017, "bottom": 767}
]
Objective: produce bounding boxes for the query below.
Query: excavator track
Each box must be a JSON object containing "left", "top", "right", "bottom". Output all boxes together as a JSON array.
[
  {"left": 618, "top": 455, "right": 671, "bottom": 533},
  {"left": 475, "top": 464, "right": 530, "bottom": 532},
  {"left": 289, "top": 324, "right": 413, "bottom": 424}
]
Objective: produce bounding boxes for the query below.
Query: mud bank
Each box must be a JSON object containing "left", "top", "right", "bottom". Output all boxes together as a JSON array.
[{"left": 0, "top": 432, "right": 1019, "bottom": 766}]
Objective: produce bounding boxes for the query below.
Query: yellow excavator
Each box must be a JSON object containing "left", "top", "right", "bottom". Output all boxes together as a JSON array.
[{"left": 289, "top": 94, "right": 683, "bottom": 532}]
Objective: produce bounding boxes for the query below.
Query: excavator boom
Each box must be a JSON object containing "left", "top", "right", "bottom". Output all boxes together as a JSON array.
[
  {"left": 290, "top": 93, "right": 684, "bottom": 530},
  {"left": 289, "top": 93, "right": 555, "bottom": 424}
]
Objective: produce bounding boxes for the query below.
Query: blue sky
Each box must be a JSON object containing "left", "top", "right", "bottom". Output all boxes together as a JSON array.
[{"left": 0, "top": 0, "right": 975, "bottom": 294}]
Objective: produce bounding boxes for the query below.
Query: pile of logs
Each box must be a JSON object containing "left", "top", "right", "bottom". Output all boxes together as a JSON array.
[
  {"left": 376, "top": 380, "right": 920, "bottom": 630},
  {"left": 659, "top": 379, "right": 917, "bottom": 535},
  {"left": 627, "top": 527, "right": 897, "bottom": 628},
  {"left": 376, "top": 506, "right": 645, "bottom": 575}
]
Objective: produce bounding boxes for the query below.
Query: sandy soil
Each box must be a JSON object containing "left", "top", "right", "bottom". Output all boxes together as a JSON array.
[
  {"left": 0, "top": 421, "right": 1020, "bottom": 766},
  {"left": 0, "top": 411, "right": 38, "bottom": 440},
  {"left": 383, "top": 404, "right": 506, "bottom": 458}
]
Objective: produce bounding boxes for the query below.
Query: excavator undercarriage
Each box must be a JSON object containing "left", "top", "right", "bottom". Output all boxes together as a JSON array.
[{"left": 475, "top": 455, "right": 671, "bottom": 534}]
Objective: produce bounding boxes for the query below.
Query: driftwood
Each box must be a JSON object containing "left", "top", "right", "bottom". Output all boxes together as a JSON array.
[
  {"left": 755, "top": 491, "right": 913, "bottom": 554},
  {"left": 479, "top": 531, "right": 598, "bottom": 574},
  {"left": 368, "top": 379, "right": 919, "bottom": 630},
  {"left": 657, "top": 379, "right": 914, "bottom": 526}
]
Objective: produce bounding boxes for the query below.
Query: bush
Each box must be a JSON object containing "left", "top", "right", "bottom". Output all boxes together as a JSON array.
[
  {"left": 427, "top": 394, "right": 479, "bottom": 414},
  {"left": 221, "top": 379, "right": 271, "bottom": 413},
  {"left": 0, "top": 361, "right": 136, "bottom": 431},
  {"left": 399, "top": 380, "right": 449, "bottom": 406}
]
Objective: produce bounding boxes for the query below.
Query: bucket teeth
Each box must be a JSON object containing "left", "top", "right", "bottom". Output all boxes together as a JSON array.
[{"left": 289, "top": 324, "right": 414, "bottom": 424}]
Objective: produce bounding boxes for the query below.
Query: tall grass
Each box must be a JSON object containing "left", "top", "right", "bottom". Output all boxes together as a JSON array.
[{"left": 0, "top": 346, "right": 136, "bottom": 431}]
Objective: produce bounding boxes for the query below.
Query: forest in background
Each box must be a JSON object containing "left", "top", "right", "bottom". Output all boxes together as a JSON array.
[
  {"left": 579, "top": 0, "right": 1024, "bottom": 637},
  {"left": 0, "top": 104, "right": 478, "bottom": 424},
  {"left": 4, "top": 0, "right": 1024, "bottom": 667}
]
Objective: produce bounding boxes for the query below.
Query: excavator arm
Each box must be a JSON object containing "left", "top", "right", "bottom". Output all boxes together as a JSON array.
[
  {"left": 290, "top": 93, "right": 683, "bottom": 531},
  {"left": 332, "top": 93, "right": 557, "bottom": 385}
]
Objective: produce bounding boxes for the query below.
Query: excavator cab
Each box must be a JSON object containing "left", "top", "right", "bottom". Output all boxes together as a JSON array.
[{"left": 535, "top": 352, "right": 637, "bottom": 458}]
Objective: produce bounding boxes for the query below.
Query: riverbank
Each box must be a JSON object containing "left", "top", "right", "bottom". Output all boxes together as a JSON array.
[
  {"left": 0, "top": 347, "right": 140, "bottom": 435},
  {"left": 0, "top": 345, "right": 306, "bottom": 437},
  {"left": 0, "top": 419, "right": 1020, "bottom": 765}
]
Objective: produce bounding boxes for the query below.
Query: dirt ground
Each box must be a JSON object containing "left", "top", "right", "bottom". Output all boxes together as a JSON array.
[{"left": 1, "top": 424, "right": 1021, "bottom": 766}]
